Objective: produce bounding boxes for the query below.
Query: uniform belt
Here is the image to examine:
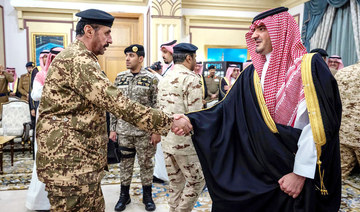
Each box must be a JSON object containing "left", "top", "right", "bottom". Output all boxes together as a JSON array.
[{"left": 0, "top": 93, "right": 7, "bottom": 97}]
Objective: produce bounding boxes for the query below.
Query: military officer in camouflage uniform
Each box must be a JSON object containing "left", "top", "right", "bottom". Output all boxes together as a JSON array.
[
  {"left": 109, "top": 44, "right": 158, "bottom": 211},
  {"left": 335, "top": 61, "right": 360, "bottom": 179},
  {"left": 0, "top": 64, "right": 14, "bottom": 118},
  {"left": 157, "top": 43, "right": 205, "bottom": 212},
  {"left": 36, "top": 9, "right": 192, "bottom": 212}
]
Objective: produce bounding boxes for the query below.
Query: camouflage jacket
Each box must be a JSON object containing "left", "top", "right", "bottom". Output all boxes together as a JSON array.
[
  {"left": 335, "top": 61, "right": 360, "bottom": 148},
  {"left": 157, "top": 64, "right": 203, "bottom": 155},
  {"left": 36, "top": 39, "right": 173, "bottom": 186},
  {"left": 110, "top": 69, "right": 158, "bottom": 136}
]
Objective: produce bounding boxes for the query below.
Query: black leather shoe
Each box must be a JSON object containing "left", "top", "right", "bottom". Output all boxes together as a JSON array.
[
  {"left": 143, "top": 185, "right": 156, "bottom": 211},
  {"left": 114, "top": 185, "right": 131, "bottom": 211},
  {"left": 153, "top": 175, "right": 165, "bottom": 184}
]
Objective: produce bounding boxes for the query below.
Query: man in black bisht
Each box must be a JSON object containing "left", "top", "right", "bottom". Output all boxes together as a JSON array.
[{"left": 186, "top": 7, "right": 341, "bottom": 212}]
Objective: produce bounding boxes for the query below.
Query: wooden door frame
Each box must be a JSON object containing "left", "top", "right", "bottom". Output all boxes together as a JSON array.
[{"left": 110, "top": 12, "right": 144, "bottom": 45}]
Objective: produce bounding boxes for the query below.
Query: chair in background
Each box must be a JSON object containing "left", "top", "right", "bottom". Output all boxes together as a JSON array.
[{"left": 0, "top": 100, "right": 32, "bottom": 154}]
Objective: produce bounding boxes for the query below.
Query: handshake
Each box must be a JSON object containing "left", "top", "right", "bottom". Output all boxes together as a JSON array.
[{"left": 170, "top": 114, "right": 193, "bottom": 136}]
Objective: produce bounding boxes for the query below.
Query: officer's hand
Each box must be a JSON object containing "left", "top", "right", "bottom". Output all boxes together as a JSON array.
[
  {"left": 278, "top": 172, "right": 305, "bottom": 198},
  {"left": 109, "top": 131, "right": 117, "bottom": 142},
  {"left": 150, "top": 134, "right": 161, "bottom": 146},
  {"left": 171, "top": 114, "right": 192, "bottom": 136},
  {"left": 31, "top": 109, "right": 36, "bottom": 117}
]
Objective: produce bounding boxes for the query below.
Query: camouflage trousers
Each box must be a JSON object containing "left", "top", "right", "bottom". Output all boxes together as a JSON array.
[
  {"left": 340, "top": 144, "right": 360, "bottom": 179},
  {"left": 119, "top": 134, "right": 156, "bottom": 186},
  {"left": 164, "top": 152, "right": 205, "bottom": 212},
  {"left": 45, "top": 182, "right": 104, "bottom": 212}
]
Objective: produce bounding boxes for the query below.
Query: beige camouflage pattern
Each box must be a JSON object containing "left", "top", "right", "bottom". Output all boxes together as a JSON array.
[
  {"left": 36, "top": 39, "right": 173, "bottom": 187},
  {"left": 157, "top": 64, "right": 203, "bottom": 155},
  {"left": 110, "top": 69, "right": 158, "bottom": 136},
  {"left": 335, "top": 61, "right": 360, "bottom": 148},
  {"left": 46, "top": 182, "right": 104, "bottom": 212},
  {"left": 340, "top": 144, "right": 360, "bottom": 179},
  {"left": 118, "top": 135, "right": 156, "bottom": 186},
  {"left": 335, "top": 61, "right": 360, "bottom": 179},
  {"left": 164, "top": 153, "right": 205, "bottom": 212}
]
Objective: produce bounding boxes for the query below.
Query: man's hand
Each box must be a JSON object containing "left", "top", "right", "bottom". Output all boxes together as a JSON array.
[
  {"left": 278, "top": 172, "right": 306, "bottom": 198},
  {"left": 150, "top": 134, "right": 161, "bottom": 146},
  {"left": 224, "top": 85, "right": 229, "bottom": 91},
  {"left": 211, "top": 94, "right": 217, "bottom": 99},
  {"left": 31, "top": 109, "right": 36, "bottom": 117},
  {"left": 9, "top": 92, "right": 15, "bottom": 96},
  {"left": 171, "top": 114, "right": 192, "bottom": 136},
  {"left": 109, "top": 131, "right": 117, "bottom": 142}
]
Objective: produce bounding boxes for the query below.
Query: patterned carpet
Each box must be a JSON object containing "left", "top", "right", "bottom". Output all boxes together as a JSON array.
[{"left": 1, "top": 151, "right": 359, "bottom": 211}]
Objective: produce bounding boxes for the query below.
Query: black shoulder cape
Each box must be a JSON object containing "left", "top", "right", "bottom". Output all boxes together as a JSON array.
[{"left": 186, "top": 54, "right": 341, "bottom": 212}]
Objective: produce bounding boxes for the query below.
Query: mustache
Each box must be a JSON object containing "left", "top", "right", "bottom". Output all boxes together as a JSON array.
[{"left": 104, "top": 44, "right": 110, "bottom": 48}]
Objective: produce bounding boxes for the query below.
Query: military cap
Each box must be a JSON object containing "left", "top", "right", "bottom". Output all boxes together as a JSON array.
[
  {"left": 25, "top": 62, "right": 34, "bottom": 67},
  {"left": 252, "top": 7, "right": 289, "bottom": 23},
  {"left": 76, "top": 9, "right": 114, "bottom": 27},
  {"left": 160, "top": 40, "right": 177, "bottom": 47},
  {"left": 208, "top": 65, "right": 216, "bottom": 70},
  {"left": 310, "top": 48, "right": 328, "bottom": 57},
  {"left": 124, "top": 44, "right": 145, "bottom": 57},
  {"left": 173, "top": 43, "right": 198, "bottom": 54}
]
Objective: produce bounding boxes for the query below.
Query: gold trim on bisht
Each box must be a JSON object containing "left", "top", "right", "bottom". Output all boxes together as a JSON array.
[
  {"left": 253, "top": 71, "right": 278, "bottom": 134},
  {"left": 301, "top": 53, "right": 328, "bottom": 195}
]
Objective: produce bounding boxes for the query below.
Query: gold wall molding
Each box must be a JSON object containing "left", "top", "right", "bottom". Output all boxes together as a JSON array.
[
  {"left": 281, "top": 0, "right": 309, "bottom": 8},
  {"left": 182, "top": 0, "right": 308, "bottom": 11},
  {"left": 15, "top": 7, "right": 79, "bottom": 29},
  {"left": 184, "top": 15, "right": 252, "bottom": 35},
  {"left": 36, "top": 0, "right": 149, "bottom": 6}
]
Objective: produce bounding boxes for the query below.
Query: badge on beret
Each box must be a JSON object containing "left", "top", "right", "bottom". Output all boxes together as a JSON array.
[{"left": 132, "top": 46, "right": 138, "bottom": 52}]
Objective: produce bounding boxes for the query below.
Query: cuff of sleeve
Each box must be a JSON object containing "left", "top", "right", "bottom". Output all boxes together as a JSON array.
[{"left": 293, "top": 163, "right": 316, "bottom": 179}]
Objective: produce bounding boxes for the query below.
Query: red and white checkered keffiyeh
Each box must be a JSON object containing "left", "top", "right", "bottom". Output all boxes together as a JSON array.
[
  {"left": 246, "top": 10, "right": 308, "bottom": 126},
  {"left": 35, "top": 47, "right": 64, "bottom": 86}
]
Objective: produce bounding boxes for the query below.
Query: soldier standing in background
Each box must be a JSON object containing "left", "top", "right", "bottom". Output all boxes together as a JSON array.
[
  {"left": 109, "top": 44, "right": 158, "bottom": 212},
  {"left": 157, "top": 43, "right": 205, "bottom": 212},
  {"left": 36, "top": 9, "right": 192, "bottom": 211},
  {"left": 204, "top": 65, "right": 220, "bottom": 107},
  {"left": 18, "top": 62, "right": 34, "bottom": 101},
  {"left": 0, "top": 64, "right": 14, "bottom": 118}
]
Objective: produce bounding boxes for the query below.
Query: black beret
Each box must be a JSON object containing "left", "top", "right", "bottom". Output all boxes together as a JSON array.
[
  {"left": 208, "top": 65, "right": 216, "bottom": 70},
  {"left": 252, "top": 7, "right": 289, "bottom": 23},
  {"left": 76, "top": 9, "right": 114, "bottom": 27},
  {"left": 161, "top": 40, "right": 177, "bottom": 47},
  {"left": 124, "top": 44, "right": 145, "bottom": 57},
  {"left": 25, "top": 62, "right": 34, "bottom": 67},
  {"left": 173, "top": 43, "right": 198, "bottom": 54},
  {"left": 310, "top": 48, "right": 328, "bottom": 57}
]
